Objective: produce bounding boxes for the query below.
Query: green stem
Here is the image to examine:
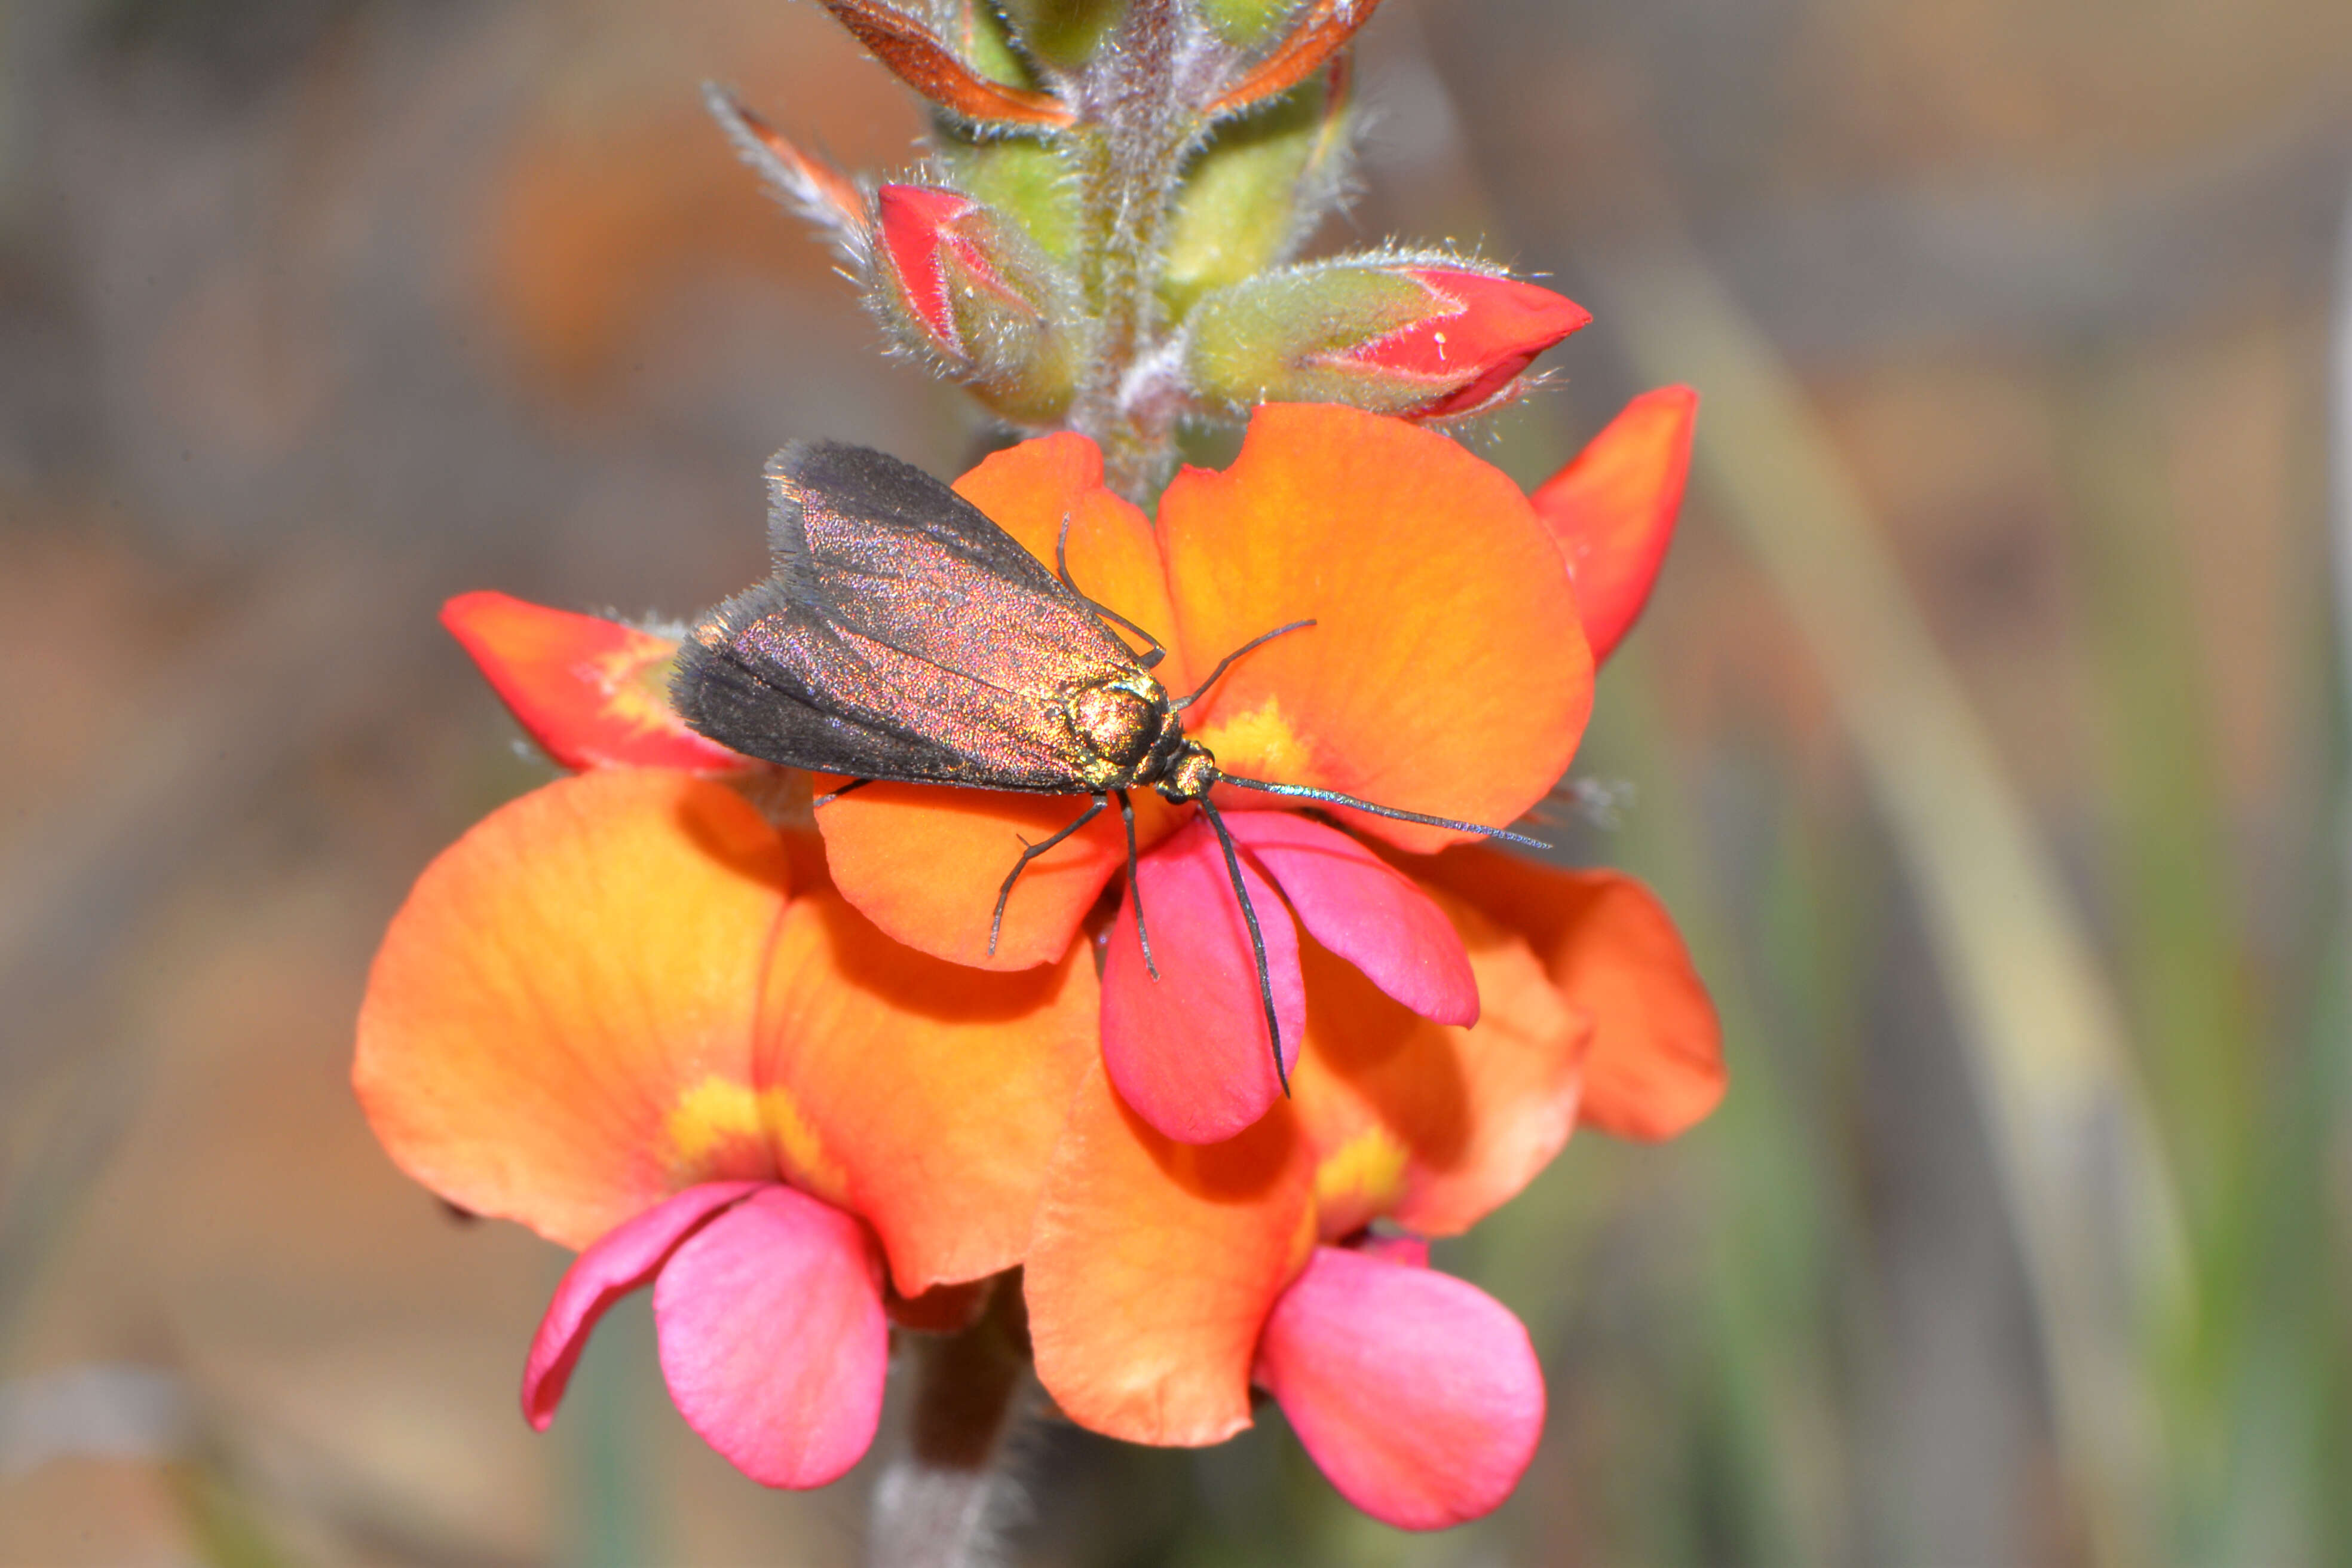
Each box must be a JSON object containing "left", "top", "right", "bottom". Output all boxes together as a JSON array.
[
  {"left": 1067, "top": 0, "right": 1204, "bottom": 498},
  {"left": 866, "top": 1281, "right": 1033, "bottom": 1568}
]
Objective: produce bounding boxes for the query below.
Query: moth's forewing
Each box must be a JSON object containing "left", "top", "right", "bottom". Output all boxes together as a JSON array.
[
  {"left": 671, "top": 442, "right": 1148, "bottom": 789},
  {"left": 671, "top": 581, "right": 992, "bottom": 782}
]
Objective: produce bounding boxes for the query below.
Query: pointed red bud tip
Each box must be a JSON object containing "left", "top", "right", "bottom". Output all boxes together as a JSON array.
[
  {"left": 1528, "top": 385, "right": 1698, "bottom": 661},
  {"left": 875, "top": 183, "right": 1021, "bottom": 359},
  {"left": 1351, "top": 268, "right": 1591, "bottom": 419},
  {"left": 440, "top": 591, "right": 751, "bottom": 774}
]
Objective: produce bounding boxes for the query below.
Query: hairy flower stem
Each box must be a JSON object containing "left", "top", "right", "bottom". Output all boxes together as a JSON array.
[
  {"left": 866, "top": 1282, "right": 1033, "bottom": 1568},
  {"left": 1066, "top": 0, "right": 1215, "bottom": 500}
]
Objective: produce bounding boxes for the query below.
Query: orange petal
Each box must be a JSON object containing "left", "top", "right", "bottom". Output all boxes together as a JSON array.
[
  {"left": 806, "top": 433, "right": 1193, "bottom": 968},
  {"left": 355, "top": 771, "right": 792, "bottom": 1250},
  {"left": 952, "top": 432, "right": 1184, "bottom": 682},
  {"left": 1026, "top": 1062, "right": 1315, "bottom": 1447},
  {"left": 1528, "top": 386, "right": 1697, "bottom": 662},
  {"left": 1156, "top": 404, "right": 1591, "bottom": 852},
  {"left": 816, "top": 784, "right": 1126, "bottom": 970},
  {"left": 758, "top": 891, "right": 1098, "bottom": 1296},
  {"left": 1415, "top": 850, "right": 1723, "bottom": 1141},
  {"left": 442, "top": 591, "right": 749, "bottom": 773},
  {"left": 1291, "top": 892, "right": 1587, "bottom": 1240}
]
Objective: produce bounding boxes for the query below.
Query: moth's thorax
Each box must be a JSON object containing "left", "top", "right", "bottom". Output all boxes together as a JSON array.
[{"left": 1068, "top": 674, "right": 1168, "bottom": 780}]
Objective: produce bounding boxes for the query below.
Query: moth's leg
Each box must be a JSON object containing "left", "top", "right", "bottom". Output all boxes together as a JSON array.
[
  {"left": 1116, "top": 789, "right": 1157, "bottom": 979},
  {"left": 811, "top": 778, "right": 872, "bottom": 808},
  {"left": 1171, "top": 620, "right": 1316, "bottom": 712},
  {"left": 1199, "top": 798, "right": 1286, "bottom": 1096},
  {"left": 1056, "top": 512, "right": 1168, "bottom": 671},
  {"left": 988, "top": 793, "right": 1109, "bottom": 956}
]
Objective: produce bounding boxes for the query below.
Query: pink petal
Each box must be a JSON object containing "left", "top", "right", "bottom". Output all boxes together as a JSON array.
[
  {"left": 652, "top": 1185, "right": 889, "bottom": 1489},
  {"left": 1354, "top": 1232, "right": 1430, "bottom": 1270},
  {"left": 1252, "top": 1246, "right": 1546, "bottom": 1530},
  {"left": 1226, "top": 813, "right": 1478, "bottom": 1027},
  {"left": 1102, "top": 816, "right": 1306, "bottom": 1144},
  {"left": 522, "top": 1181, "right": 764, "bottom": 1431}
]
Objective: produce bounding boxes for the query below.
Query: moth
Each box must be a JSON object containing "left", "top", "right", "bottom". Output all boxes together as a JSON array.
[{"left": 672, "top": 442, "right": 1543, "bottom": 1088}]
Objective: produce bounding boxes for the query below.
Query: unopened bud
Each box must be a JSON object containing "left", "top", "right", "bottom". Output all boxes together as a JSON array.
[
  {"left": 870, "top": 183, "right": 1083, "bottom": 425},
  {"left": 1184, "top": 259, "right": 1589, "bottom": 421}
]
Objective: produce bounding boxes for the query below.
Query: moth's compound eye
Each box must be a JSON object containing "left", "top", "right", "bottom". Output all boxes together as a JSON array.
[{"left": 1071, "top": 683, "right": 1158, "bottom": 770}]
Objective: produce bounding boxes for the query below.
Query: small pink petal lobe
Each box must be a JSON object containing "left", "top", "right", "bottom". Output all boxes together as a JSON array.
[
  {"left": 522, "top": 1181, "right": 763, "bottom": 1431},
  {"left": 1227, "top": 813, "right": 1478, "bottom": 1027},
  {"left": 1253, "top": 1246, "right": 1546, "bottom": 1530},
  {"left": 1102, "top": 816, "right": 1305, "bottom": 1144},
  {"left": 652, "top": 1186, "right": 889, "bottom": 1489}
]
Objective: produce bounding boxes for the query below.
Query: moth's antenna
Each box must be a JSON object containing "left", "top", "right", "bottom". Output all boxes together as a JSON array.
[
  {"left": 1215, "top": 774, "right": 1552, "bottom": 851},
  {"left": 1055, "top": 512, "right": 1166, "bottom": 669},
  {"left": 1199, "top": 797, "right": 1287, "bottom": 1096},
  {"left": 1116, "top": 789, "right": 1157, "bottom": 979},
  {"left": 1173, "top": 621, "right": 1315, "bottom": 711}
]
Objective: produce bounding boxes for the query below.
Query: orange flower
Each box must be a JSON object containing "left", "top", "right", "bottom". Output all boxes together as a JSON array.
[
  {"left": 394, "top": 402, "right": 1722, "bottom": 1523},
  {"left": 1530, "top": 385, "right": 1699, "bottom": 662},
  {"left": 353, "top": 767, "right": 1094, "bottom": 1484},
  {"left": 1023, "top": 846, "right": 1720, "bottom": 1527},
  {"left": 815, "top": 403, "right": 1595, "bottom": 1141}
]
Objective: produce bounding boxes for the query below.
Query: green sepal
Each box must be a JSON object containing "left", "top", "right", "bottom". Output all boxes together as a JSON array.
[
  {"left": 935, "top": 0, "right": 1037, "bottom": 89},
  {"left": 1158, "top": 75, "right": 1348, "bottom": 319},
  {"left": 994, "top": 0, "right": 1127, "bottom": 71},
  {"left": 936, "top": 133, "right": 1085, "bottom": 263},
  {"left": 1182, "top": 262, "right": 1430, "bottom": 414},
  {"left": 1196, "top": 0, "right": 1300, "bottom": 47}
]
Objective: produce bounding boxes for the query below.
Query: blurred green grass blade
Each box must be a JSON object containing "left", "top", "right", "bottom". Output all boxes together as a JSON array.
[{"left": 1590, "top": 251, "right": 2188, "bottom": 1563}]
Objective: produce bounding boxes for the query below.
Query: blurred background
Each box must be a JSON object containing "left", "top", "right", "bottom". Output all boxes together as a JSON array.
[{"left": 1, "top": 0, "right": 2347, "bottom": 1561}]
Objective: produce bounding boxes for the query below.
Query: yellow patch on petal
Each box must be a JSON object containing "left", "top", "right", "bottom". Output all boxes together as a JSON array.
[
  {"left": 663, "top": 1076, "right": 846, "bottom": 1203},
  {"left": 1156, "top": 403, "right": 1590, "bottom": 852},
  {"left": 1193, "top": 694, "right": 1315, "bottom": 789},
  {"left": 759, "top": 892, "right": 1099, "bottom": 1295},
  {"left": 587, "top": 638, "right": 694, "bottom": 743},
  {"left": 1311, "top": 1122, "right": 1411, "bottom": 1240}
]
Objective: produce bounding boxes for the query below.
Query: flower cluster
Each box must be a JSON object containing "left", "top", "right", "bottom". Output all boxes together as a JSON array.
[
  {"left": 357, "top": 0, "right": 1723, "bottom": 1540},
  {"left": 358, "top": 397, "right": 1719, "bottom": 1529}
]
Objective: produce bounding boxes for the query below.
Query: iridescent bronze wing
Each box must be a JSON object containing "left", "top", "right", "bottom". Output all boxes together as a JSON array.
[{"left": 670, "top": 442, "right": 1144, "bottom": 789}]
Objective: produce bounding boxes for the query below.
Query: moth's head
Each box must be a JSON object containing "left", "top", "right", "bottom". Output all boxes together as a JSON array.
[{"left": 1155, "top": 742, "right": 1219, "bottom": 803}]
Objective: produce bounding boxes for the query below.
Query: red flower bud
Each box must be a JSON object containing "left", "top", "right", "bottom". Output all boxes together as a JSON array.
[
  {"left": 871, "top": 183, "right": 1080, "bottom": 424},
  {"left": 1342, "top": 267, "right": 1591, "bottom": 419},
  {"left": 1184, "top": 258, "right": 1589, "bottom": 421},
  {"left": 877, "top": 185, "right": 1013, "bottom": 357}
]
